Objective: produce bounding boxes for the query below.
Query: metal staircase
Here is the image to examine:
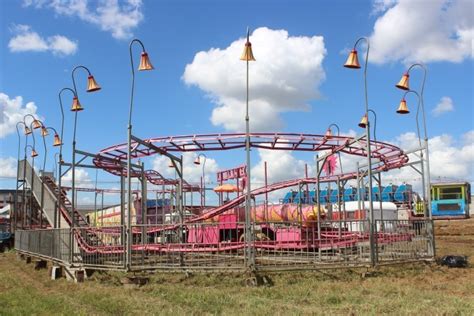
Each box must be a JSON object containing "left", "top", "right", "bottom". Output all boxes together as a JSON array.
[
  {"left": 18, "top": 159, "right": 103, "bottom": 247},
  {"left": 18, "top": 159, "right": 69, "bottom": 228}
]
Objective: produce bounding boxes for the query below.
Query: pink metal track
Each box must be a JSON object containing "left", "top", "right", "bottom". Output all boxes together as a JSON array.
[{"left": 93, "top": 133, "right": 408, "bottom": 177}]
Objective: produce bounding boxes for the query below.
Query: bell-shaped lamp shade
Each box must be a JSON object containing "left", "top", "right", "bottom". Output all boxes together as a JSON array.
[
  {"left": 396, "top": 99, "right": 410, "bottom": 114},
  {"left": 240, "top": 42, "right": 256, "bottom": 61},
  {"left": 358, "top": 115, "right": 368, "bottom": 128},
  {"left": 32, "top": 119, "right": 42, "bottom": 129},
  {"left": 53, "top": 134, "right": 62, "bottom": 147},
  {"left": 325, "top": 128, "right": 333, "bottom": 138},
  {"left": 71, "top": 97, "right": 84, "bottom": 112},
  {"left": 87, "top": 75, "right": 101, "bottom": 92},
  {"left": 396, "top": 73, "right": 410, "bottom": 90},
  {"left": 24, "top": 126, "right": 32, "bottom": 135},
  {"left": 194, "top": 157, "right": 201, "bottom": 165},
  {"left": 31, "top": 149, "right": 38, "bottom": 158},
  {"left": 138, "top": 52, "right": 154, "bottom": 71},
  {"left": 41, "top": 127, "right": 49, "bottom": 137},
  {"left": 344, "top": 50, "right": 361, "bottom": 69}
]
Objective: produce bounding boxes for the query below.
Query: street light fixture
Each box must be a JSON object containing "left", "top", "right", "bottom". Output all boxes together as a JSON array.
[
  {"left": 395, "top": 90, "right": 430, "bottom": 217},
  {"left": 193, "top": 154, "right": 207, "bottom": 208},
  {"left": 26, "top": 145, "right": 38, "bottom": 158},
  {"left": 357, "top": 109, "right": 377, "bottom": 140},
  {"left": 15, "top": 121, "right": 28, "bottom": 230},
  {"left": 325, "top": 123, "right": 340, "bottom": 138},
  {"left": 57, "top": 87, "right": 76, "bottom": 228},
  {"left": 21, "top": 114, "right": 38, "bottom": 228},
  {"left": 344, "top": 36, "right": 376, "bottom": 266},
  {"left": 70, "top": 66, "right": 101, "bottom": 230},
  {"left": 395, "top": 63, "right": 431, "bottom": 218},
  {"left": 36, "top": 121, "right": 60, "bottom": 228},
  {"left": 240, "top": 27, "right": 256, "bottom": 269},
  {"left": 127, "top": 38, "right": 154, "bottom": 269}
]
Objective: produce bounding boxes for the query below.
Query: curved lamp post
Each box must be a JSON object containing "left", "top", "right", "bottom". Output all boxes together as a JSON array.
[
  {"left": 127, "top": 39, "right": 154, "bottom": 268},
  {"left": 15, "top": 121, "right": 27, "bottom": 230},
  {"left": 70, "top": 66, "right": 101, "bottom": 229},
  {"left": 57, "top": 87, "right": 76, "bottom": 227},
  {"left": 395, "top": 64, "right": 432, "bottom": 218},
  {"left": 25, "top": 142, "right": 38, "bottom": 228},
  {"left": 344, "top": 36, "right": 376, "bottom": 266},
  {"left": 22, "top": 114, "right": 40, "bottom": 228},
  {"left": 395, "top": 89, "right": 429, "bottom": 216},
  {"left": 325, "top": 123, "right": 344, "bottom": 174},
  {"left": 193, "top": 154, "right": 207, "bottom": 208},
  {"left": 41, "top": 126, "right": 62, "bottom": 227},
  {"left": 358, "top": 109, "right": 377, "bottom": 141},
  {"left": 240, "top": 28, "right": 256, "bottom": 269}
]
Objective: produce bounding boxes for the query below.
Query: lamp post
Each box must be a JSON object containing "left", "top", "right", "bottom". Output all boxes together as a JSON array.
[
  {"left": 240, "top": 28, "right": 256, "bottom": 269},
  {"left": 15, "top": 121, "right": 28, "bottom": 231},
  {"left": 358, "top": 109, "right": 385, "bottom": 227},
  {"left": 127, "top": 39, "right": 154, "bottom": 269},
  {"left": 395, "top": 90, "right": 429, "bottom": 216},
  {"left": 34, "top": 120, "right": 49, "bottom": 228},
  {"left": 344, "top": 37, "right": 376, "bottom": 266},
  {"left": 395, "top": 64, "right": 432, "bottom": 218},
  {"left": 57, "top": 87, "right": 75, "bottom": 227},
  {"left": 22, "top": 114, "right": 40, "bottom": 228},
  {"left": 70, "top": 66, "right": 101, "bottom": 230},
  {"left": 193, "top": 154, "right": 207, "bottom": 208},
  {"left": 42, "top": 126, "right": 62, "bottom": 228},
  {"left": 25, "top": 141, "right": 38, "bottom": 228}
]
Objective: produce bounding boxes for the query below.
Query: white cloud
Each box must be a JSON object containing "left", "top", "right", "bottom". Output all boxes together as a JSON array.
[
  {"left": 251, "top": 149, "right": 309, "bottom": 187},
  {"left": 183, "top": 27, "right": 327, "bottom": 132},
  {"left": 371, "top": 0, "right": 397, "bottom": 15},
  {"left": 62, "top": 168, "right": 94, "bottom": 188},
  {"left": 8, "top": 24, "right": 78, "bottom": 56},
  {"left": 0, "top": 93, "right": 39, "bottom": 138},
  {"left": 0, "top": 157, "right": 17, "bottom": 178},
  {"left": 384, "top": 131, "right": 474, "bottom": 186},
  {"left": 432, "top": 96, "right": 454, "bottom": 116},
  {"left": 152, "top": 152, "right": 219, "bottom": 185},
  {"left": 24, "top": 0, "right": 143, "bottom": 40},
  {"left": 370, "top": 0, "right": 473, "bottom": 64}
]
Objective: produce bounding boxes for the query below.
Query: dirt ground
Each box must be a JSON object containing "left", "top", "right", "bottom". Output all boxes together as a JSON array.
[{"left": 0, "top": 219, "right": 473, "bottom": 315}]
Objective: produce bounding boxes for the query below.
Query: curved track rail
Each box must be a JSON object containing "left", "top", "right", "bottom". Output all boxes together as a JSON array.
[
  {"left": 90, "top": 132, "right": 408, "bottom": 226},
  {"left": 93, "top": 133, "right": 408, "bottom": 177}
]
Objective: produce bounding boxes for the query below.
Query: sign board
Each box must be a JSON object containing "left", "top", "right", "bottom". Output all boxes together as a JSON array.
[{"left": 216, "top": 165, "right": 247, "bottom": 182}]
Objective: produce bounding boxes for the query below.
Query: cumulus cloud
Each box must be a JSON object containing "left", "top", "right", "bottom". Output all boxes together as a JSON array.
[
  {"left": 183, "top": 27, "right": 327, "bottom": 132},
  {"left": 432, "top": 96, "right": 454, "bottom": 116},
  {"left": 369, "top": 0, "right": 473, "bottom": 64},
  {"left": 0, "top": 157, "right": 17, "bottom": 178},
  {"left": 152, "top": 152, "right": 220, "bottom": 185},
  {"left": 371, "top": 0, "right": 397, "bottom": 15},
  {"left": 23, "top": 0, "right": 143, "bottom": 40},
  {"left": 0, "top": 93, "right": 39, "bottom": 138},
  {"left": 251, "top": 149, "right": 310, "bottom": 187},
  {"left": 381, "top": 131, "right": 474, "bottom": 188},
  {"left": 8, "top": 24, "right": 78, "bottom": 56},
  {"left": 62, "top": 168, "right": 94, "bottom": 188}
]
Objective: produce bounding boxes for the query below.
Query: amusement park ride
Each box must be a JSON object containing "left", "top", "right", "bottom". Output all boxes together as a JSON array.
[{"left": 11, "top": 32, "right": 441, "bottom": 277}]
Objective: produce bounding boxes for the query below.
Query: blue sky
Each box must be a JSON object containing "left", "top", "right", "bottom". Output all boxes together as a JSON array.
[{"left": 0, "top": 0, "right": 473, "bottom": 204}]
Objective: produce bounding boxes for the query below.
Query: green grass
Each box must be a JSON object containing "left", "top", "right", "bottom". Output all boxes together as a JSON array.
[{"left": 1, "top": 219, "right": 473, "bottom": 315}]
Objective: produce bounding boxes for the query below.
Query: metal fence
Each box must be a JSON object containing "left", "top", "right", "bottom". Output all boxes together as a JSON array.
[
  {"left": 15, "top": 229, "right": 70, "bottom": 263},
  {"left": 14, "top": 219, "right": 434, "bottom": 272}
]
